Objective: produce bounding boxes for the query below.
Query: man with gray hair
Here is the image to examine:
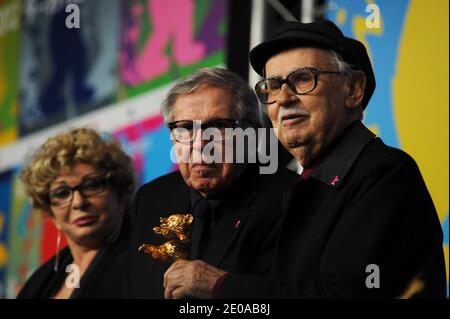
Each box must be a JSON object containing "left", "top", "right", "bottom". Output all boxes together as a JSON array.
[
  {"left": 125, "top": 67, "right": 298, "bottom": 298},
  {"left": 163, "top": 21, "right": 445, "bottom": 298}
]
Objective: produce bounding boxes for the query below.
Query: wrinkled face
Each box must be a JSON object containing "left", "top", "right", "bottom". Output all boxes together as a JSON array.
[
  {"left": 265, "top": 47, "right": 355, "bottom": 167},
  {"left": 48, "top": 162, "right": 124, "bottom": 248},
  {"left": 171, "top": 85, "right": 245, "bottom": 197}
]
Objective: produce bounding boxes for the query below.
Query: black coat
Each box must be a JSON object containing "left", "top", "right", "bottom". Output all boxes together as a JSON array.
[
  {"left": 17, "top": 221, "right": 130, "bottom": 299},
  {"left": 220, "top": 122, "right": 446, "bottom": 298},
  {"left": 125, "top": 165, "right": 298, "bottom": 298}
]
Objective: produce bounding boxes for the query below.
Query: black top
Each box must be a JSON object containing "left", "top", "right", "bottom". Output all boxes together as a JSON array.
[
  {"left": 125, "top": 164, "right": 299, "bottom": 298},
  {"left": 17, "top": 218, "right": 130, "bottom": 299},
  {"left": 220, "top": 121, "right": 446, "bottom": 298},
  {"left": 189, "top": 166, "right": 266, "bottom": 264}
]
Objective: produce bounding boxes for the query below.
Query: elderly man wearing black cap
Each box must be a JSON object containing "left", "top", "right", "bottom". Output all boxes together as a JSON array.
[{"left": 163, "top": 20, "right": 446, "bottom": 299}]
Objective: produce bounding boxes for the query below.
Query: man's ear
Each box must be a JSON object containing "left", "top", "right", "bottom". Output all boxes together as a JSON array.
[{"left": 345, "top": 71, "right": 366, "bottom": 108}]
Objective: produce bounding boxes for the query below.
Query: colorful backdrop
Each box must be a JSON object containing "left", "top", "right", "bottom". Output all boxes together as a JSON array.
[
  {"left": 0, "top": 0, "right": 447, "bottom": 298},
  {"left": 0, "top": 0, "right": 227, "bottom": 298}
]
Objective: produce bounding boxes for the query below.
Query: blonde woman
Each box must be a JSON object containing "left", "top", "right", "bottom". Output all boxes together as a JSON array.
[{"left": 17, "top": 128, "right": 135, "bottom": 299}]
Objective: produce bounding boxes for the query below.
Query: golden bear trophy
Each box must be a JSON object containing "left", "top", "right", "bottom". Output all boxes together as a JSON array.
[{"left": 138, "top": 213, "right": 194, "bottom": 262}]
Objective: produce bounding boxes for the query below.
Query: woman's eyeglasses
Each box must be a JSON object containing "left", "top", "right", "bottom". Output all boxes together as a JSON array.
[{"left": 48, "top": 176, "right": 108, "bottom": 207}]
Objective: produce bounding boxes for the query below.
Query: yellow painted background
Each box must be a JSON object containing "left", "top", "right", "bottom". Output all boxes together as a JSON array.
[{"left": 393, "top": 0, "right": 449, "bottom": 286}]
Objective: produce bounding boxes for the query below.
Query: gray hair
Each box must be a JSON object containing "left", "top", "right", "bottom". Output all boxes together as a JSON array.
[
  {"left": 329, "top": 50, "right": 359, "bottom": 82},
  {"left": 329, "top": 50, "right": 364, "bottom": 119},
  {"left": 161, "top": 67, "right": 262, "bottom": 126}
]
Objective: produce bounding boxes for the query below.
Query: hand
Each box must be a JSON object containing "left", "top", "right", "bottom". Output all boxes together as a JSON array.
[{"left": 163, "top": 260, "right": 227, "bottom": 299}]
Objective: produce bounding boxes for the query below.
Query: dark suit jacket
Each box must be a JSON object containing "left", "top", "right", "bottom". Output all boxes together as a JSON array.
[
  {"left": 125, "top": 164, "right": 298, "bottom": 298},
  {"left": 220, "top": 122, "right": 446, "bottom": 298},
  {"left": 17, "top": 220, "right": 130, "bottom": 299}
]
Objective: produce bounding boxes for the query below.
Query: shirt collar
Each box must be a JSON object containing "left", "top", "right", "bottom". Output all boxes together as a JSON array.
[
  {"left": 189, "top": 164, "right": 258, "bottom": 226},
  {"left": 190, "top": 189, "right": 203, "bottom": 210},
  {"left": 309, "top": 121, "right": 375, "bottom": 188},
  {"left": 190, "top": 189, "right": 221, "bottom": 212},
  {"left": 190, "top": 189, "right": 219, "bottom": 226}
]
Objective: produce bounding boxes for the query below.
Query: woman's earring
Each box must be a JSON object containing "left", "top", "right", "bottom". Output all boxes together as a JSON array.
[{"left": 54, "top": 228, "right": 61, "bottom": 272}]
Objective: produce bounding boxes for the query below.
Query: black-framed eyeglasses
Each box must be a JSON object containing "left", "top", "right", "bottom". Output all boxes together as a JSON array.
[
  {"left": 167, "top": 118, "right": 253, "bottom": 144},
  {"left": 48, "top": 175, "right": 109, "bottom": 207},
  {"left": 255, "top": 67, "right": 341, "bottom": 104}
]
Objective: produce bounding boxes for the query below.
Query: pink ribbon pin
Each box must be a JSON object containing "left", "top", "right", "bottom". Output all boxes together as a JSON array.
[{"left": 331, "top": 175, "right": 340, "bottom": 186}]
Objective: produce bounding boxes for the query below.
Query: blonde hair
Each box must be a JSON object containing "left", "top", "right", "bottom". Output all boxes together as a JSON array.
[{"left": 20, "top": 128, "right": 135, "bottom": 213}]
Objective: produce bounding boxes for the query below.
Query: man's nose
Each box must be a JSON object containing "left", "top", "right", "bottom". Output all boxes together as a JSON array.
[
  {"left": 276, "top": 83, "right": 298, "bottom": 106},
  {"left": 192, "top": 128, "right": 208, "bottom": 151}
]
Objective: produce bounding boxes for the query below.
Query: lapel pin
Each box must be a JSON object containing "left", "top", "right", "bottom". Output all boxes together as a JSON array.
[
  {"left": 331, "top": 175, "right": 340, "bottom": 186},
  {"left": 234, "top": 220, "right": 241, "bottom": 229}
]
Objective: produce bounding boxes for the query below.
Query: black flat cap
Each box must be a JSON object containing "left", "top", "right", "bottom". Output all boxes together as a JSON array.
[{"left": 250, "top": 20, "right": 376, "bottom": 109}]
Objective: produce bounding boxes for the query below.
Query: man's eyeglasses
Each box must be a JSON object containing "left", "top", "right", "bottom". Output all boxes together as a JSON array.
[
  {"left": 255, "top": 67, "right": 341, "bottom": 104},
  {"left": 167, "top": 118, "right": 253, "bottom": 144},
  {"left": 48, "top": 176, "right": 109, "bottom": 207}
]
